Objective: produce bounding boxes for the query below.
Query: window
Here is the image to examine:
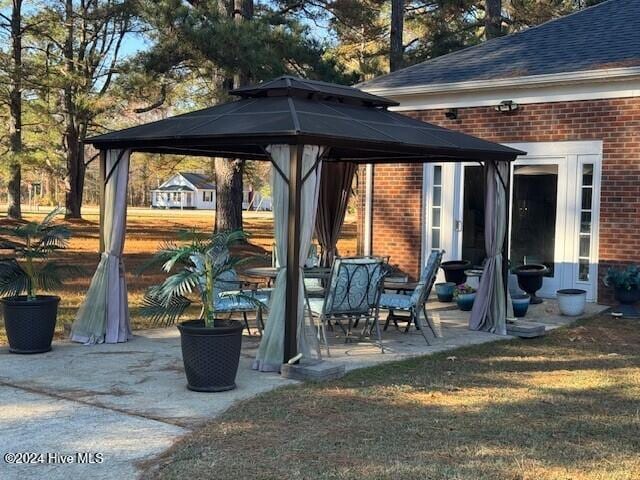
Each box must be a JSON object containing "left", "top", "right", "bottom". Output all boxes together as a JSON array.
[
  {"left": 431, "top": 166, "right": 442, "bottom": 251},
  {"left": 202, "top": 191, "right": 213, "bottom": 202},
  {"left": 578, "top": 164, "right": 594, "bottom": 281}
]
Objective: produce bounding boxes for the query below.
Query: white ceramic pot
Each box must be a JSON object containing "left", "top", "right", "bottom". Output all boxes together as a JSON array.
[{"left": 556, "top": 289, "right": 587, "bottom": 316}]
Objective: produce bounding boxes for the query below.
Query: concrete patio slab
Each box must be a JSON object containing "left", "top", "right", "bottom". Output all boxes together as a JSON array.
[{"left": 0, "top": 298, "right": 607, "bottom": 479}]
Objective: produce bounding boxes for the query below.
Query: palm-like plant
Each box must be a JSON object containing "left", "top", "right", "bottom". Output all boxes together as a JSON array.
[
  {"left": 140, "top": 229, "right": 257, "bottom": 328},
  {"left": 0, "top": 208, "right": 83, "bottom": 300}
]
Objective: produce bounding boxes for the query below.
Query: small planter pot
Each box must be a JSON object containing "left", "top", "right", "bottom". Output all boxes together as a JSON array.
[
  {"left": 514, "top": 264, "right": 549, "bottom": 305},
  {"left": 0, "top": 295, "right": 60, "bottom": 354},
  {"left": 511, "top": 294, "right": 530, "bottom": 318},
  {"left": 456, "top": 292, "right": 476, "bottom": 311},
  {"left": 557, "top": 289, "right": 587, "bottom": 316},
  {"left": 177, "top": 319, "right": 243, "bottom": 392},
  {"left": 441, "top": 260, "right": 472, "bottom": 285},
  {"left": 435, "top": 282, "right": 456, "bottom": 302}
]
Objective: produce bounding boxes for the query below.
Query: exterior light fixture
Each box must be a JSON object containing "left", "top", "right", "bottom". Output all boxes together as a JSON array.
[
  {"left": 445, "top": 108, "right": 458, "bottom": 120},
  {"left": 495, "top": 100, "right": 518, "bottom": 113}
]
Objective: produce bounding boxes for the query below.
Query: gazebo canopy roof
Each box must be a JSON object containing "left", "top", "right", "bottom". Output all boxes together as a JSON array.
[{"left": 88, "top": 76, "right": 524, "bottom": 163}]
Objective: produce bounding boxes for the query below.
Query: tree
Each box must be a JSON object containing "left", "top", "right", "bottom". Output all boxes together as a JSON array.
[
  {"left": 132, "top": 0, "right": 356, "bottom": 231},
  {"left": 389, "top": 0, "right": 404, "bottom": 71},
  {"left": 485, "top": 0, "right": 503, "bottom": 39},
  {"left": 30, "top": 0, "right": 137, "bottom": 219},
  {"left": 1, "top": 0, "right": 26, "bottom": 219}
]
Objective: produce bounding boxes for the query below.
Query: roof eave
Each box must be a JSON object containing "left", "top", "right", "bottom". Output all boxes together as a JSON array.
[{"left": 362, "top": 66, "right": 640, "bottom": 98}]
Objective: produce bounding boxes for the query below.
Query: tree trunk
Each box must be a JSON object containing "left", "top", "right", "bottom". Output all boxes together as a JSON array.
[
  {"left": 485, "top": 0, "right": 503, "bottom": 39},
  {"left": 389, "top": 0, "right": 404, "bottom": 72},
  {"left": 61, "top": 0, "right": 85, "bottom": 219},
  {"left": 213, "top": 0, "right": 252, "bottom": 233},
  {"left": 7, "top": 0, "right": 23, "bottom": 220},
  {"left": 214, "top": 158, "right": 244, "bottom": 232}
]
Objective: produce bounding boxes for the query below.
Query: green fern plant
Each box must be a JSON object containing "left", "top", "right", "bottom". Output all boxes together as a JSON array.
[
  {"left": 0, "top": 208, "right": 84, "bottom": 300},
  {"left": 139, "top": 229, "right": 258, "bottom": 328}
]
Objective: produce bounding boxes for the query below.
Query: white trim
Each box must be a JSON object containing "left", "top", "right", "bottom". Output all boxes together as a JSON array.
[
  {"left": 363, "top": 164, "right": 373, "bottom": 256},
  {"left": 364, "top": 66, "right": 640, "bottom": 97},
  {"left": 419, "top": 141, "right": 603, "bottom": 301},
  {"left": 384, "top": 78, "right": 640, "bottom": 111}
]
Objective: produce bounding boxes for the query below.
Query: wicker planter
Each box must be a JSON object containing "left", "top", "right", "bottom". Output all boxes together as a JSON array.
[
  {"left": 0, "top": 295, "right": 60, "bottom": 354},
  {"left": 177, "top": 319, "right": 243, "bottom": 392}
]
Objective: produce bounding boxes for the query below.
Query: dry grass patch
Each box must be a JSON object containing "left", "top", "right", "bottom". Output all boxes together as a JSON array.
[
  {"left": 144, "top": 316, "right": 640, "bottom": 480},
  {"left": 0, "top": 208, "right": 357, "bottom": 344}
]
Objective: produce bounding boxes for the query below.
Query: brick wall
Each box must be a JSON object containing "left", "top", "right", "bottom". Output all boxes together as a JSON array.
[{"left": 357, "top": 97, "right": 640, "bottom": 303}]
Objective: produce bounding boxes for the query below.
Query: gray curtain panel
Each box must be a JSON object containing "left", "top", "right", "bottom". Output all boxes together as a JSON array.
[
  {"left": 71, "top": 149, "right": 132, "bottom": 344},
  {"left": 469, "top": 160, "right": 509, "bottom": 335},
  {"left": 253, "top": 145, "right": 324, "bottom": 372},
  {"left": 315, "top": 161, "right": 357, "bottom": 268}
]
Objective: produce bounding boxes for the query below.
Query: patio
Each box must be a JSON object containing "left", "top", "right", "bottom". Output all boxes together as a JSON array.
[{"left": 0, "top": 299, "right": 606, "bottom": 479}]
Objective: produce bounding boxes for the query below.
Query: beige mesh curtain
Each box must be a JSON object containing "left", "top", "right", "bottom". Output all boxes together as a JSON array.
[
  {"left": 253, "top": 144, "right": 324, "bottom": 372},
  {"left": 71, "top": 149, "right": 132, "bottom": 344},
  {"left": 315, "top": 162, "right": 357, "bottom": 267},
  {"left": 469, "top": 160, "right": 509, "bottom": 335}
]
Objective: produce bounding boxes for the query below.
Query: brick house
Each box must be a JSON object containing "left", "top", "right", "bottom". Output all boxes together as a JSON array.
[{"left": 358, "top": 0, "right": 640, "bottom": 304}]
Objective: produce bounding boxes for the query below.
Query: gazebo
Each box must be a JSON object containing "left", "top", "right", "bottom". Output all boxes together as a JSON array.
[{"left": 71, "top": 76, "right": 525, "bottom": 371}]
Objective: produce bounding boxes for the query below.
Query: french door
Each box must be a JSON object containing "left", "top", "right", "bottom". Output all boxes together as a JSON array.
[{"left": 423, "top": 141, "right": 602, "bottom": 301}]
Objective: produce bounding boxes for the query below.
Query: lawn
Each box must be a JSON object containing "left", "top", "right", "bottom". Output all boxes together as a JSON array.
[
  {"left": 0, "top": 206, "right": 357, "bottom": 344},
  {"left": 144, "top": 315, "right": 640, "bottom": 480}
]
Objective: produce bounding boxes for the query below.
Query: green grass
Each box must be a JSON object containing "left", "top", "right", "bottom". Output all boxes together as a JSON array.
[{"left": 144, "top": 315, "right": 640, "bottom": 480}]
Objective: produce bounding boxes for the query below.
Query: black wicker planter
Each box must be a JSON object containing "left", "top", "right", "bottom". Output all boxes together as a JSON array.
[
  {"left": 177, "top": 319, "right": 243, "bottom": 392},
  {"left": 0, "top": 295, "right": 60, "bottom": 354},
  {"left": 441, "top": 260, "right": 472, "bottom": 285},
  {"left": 514, "top": 264, "right": 549, "bottom": 304}
]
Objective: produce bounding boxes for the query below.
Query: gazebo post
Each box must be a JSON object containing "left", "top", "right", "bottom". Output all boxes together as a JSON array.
[
  {"left": 502, "top": 160, "right": 512, "bottom": 308},
  {"left": 98, "top": 149, "right": 106, "bottom": 252},
  {"left": 283, "top": 144, "right": 304, "bottom": 363}
]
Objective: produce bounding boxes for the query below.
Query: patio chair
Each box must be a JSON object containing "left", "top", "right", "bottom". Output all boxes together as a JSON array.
[
  {"left": 272, "top": 242, "right": 325, "bottom": 297},
  {"left": 379, "top": 250, "right": 444, "bottom": 344},
  {"left": 307, "top": 256, "right": 388, "bottom": 354},
  {"left": 210, "top": 270, "right": 271, "bottom": 335}
]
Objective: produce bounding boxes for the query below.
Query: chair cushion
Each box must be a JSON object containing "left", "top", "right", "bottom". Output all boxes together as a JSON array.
[
  {"left": 307, "top": 298, "right": 325, "bottom": 315},
  {"left": 379, "top": 293, "right": 412, "bottom": 310},
  {"left": 216, "top": 289, "right": 270, "bottom": 312}
]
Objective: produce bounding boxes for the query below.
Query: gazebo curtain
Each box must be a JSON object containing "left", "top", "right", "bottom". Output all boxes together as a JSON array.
[
  {"left": 315, "top": 162, "right": 357, "bottom": 267},
  {"left": 469, "top": 160, "right": 509, "bottom": 335},
  {"left": 71, "top": 149, "right": 132, "bottom": 344},
  {"left": 253, "top": 144, "right": 324, "bottom": 372}
]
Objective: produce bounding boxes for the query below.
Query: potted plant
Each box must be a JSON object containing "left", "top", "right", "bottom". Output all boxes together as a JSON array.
[
  {"left": 435, "top": 282, "right": 455, "bottom": 302},
  {"left": 511, "top": 294, "right": 530, "bottom": 318},
  {"left": 604, "top": 265, "right": 640, "bottom": 317},
  {"left": 0, "top": 208, "right": 81, "bottom": 354},
  {"left": 140, "top": 230, "right": 259, "bottom": 392},
  {"left": 454, "top": 284, "right": 476, "bottom": 311},
  {"left": 513, "top": 263, "right": 548, "bottom": 304},
  {"left": 556, "top": 289, "right": 587, "bottom": 316},
  {"left": 441, "top": 260, "right": 472, "bottom": 285}
]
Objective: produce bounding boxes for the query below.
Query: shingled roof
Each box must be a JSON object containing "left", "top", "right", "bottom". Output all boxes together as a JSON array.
[{"left": 362, "top": 0, "right": 640, "bottom": 92}]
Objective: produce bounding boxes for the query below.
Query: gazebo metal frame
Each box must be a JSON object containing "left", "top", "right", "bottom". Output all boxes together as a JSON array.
[{"left": 86, "top": 76, "right": 524, "bottom": 362}]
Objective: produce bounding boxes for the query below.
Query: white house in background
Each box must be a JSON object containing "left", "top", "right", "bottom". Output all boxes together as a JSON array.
[{"left": 150, "top": 172, "right": 272, "bottom": 210}]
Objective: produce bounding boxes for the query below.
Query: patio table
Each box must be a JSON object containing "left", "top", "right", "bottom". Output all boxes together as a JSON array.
[
  {"left": 243, "top": 266, "right": 331, "bottom": 280},
  {"left": 383, "top": 280, "right": 418, "bottom": 294}
]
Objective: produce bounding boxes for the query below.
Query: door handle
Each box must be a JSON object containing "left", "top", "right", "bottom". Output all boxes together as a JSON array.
[{"left": 455, "top": 220, "right": 463, "bottom": 232}]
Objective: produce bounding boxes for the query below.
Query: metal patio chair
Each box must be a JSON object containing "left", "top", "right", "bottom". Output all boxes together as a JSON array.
[
  {"left": 211, "top": 269, "right": 271, "bottom": 335},
  {"left": 307, "top": 256, "right": 388, "bottom": 354},
  {"left": 379, "top": 250, "right": 444, "bottom": 344}
]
